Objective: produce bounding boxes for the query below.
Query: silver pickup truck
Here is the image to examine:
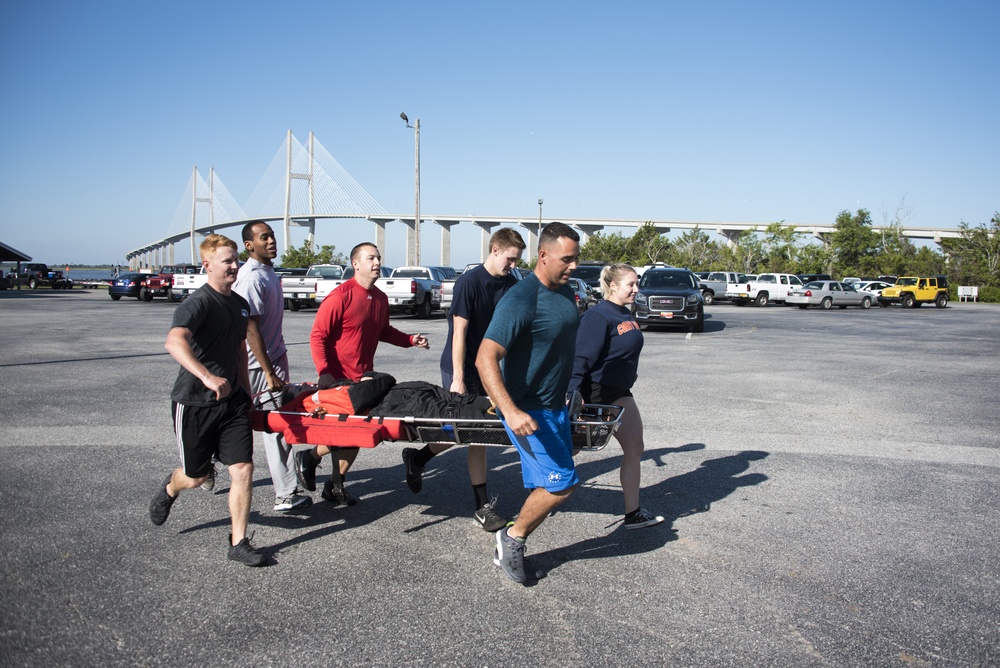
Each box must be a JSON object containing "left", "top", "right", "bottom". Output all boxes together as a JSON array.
[
  {"left": 381, "top": 266, "right": 443, "bottom": 318},
  {"left": 699, "top": 271, "right": 749, "bottom": 305}
]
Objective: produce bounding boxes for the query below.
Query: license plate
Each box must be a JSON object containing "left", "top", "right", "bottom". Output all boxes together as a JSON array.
[
  {"left": 739, "top": 293, "right": 748, "bottom": 298},
  {"left": 660, "top": 312, "right": 673, "bottom": 318}
]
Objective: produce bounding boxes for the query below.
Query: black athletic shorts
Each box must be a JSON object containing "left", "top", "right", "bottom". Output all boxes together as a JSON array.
[
  {"left": 171, "top": 389, "right": 253, "bottom": 478},
  {"left": 582, "top": 380, "right": 632, "bottom": 405}
]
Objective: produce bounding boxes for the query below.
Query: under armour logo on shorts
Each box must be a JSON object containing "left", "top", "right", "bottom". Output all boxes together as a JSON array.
[{"left": 547, "top": 472, "right": 562, "bottom": 483}]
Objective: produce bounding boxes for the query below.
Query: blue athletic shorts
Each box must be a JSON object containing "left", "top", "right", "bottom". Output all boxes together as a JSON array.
[{"left": 501, "top": 408, "right": 579, "bottom": 492}]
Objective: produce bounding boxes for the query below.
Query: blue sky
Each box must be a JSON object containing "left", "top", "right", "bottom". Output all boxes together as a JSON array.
[{"left": 1, "top": 1, "right": 997, "bottom": 267}]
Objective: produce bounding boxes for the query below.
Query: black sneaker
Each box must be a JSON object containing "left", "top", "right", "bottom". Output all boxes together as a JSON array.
[
  {"left": 493, "top": 527, "right": 528, "bottom": 584},
  {"left": 227, "top": 533, "right": 267, "bottom": 567},
  {"left": 624, "top": 508, "right": 665, "bottom": 530},
  {"left": 474, "top": 498, "right": 509, "bottom": 533},
  {"left": 401, "top": 447, "right": 424, "bottom": 493},
  {"left": 321, "top": 480, "right": 358, "bottom": 507},
  {"left": 149, "top": 474, "right": 176, "bottom": 526},
  {"left": 294, "top": 449, "right": 319, "bottom": 492}
]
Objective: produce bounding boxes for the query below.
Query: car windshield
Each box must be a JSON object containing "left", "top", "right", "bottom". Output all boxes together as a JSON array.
[
  {"left": 392, "top": 269, "right": 430, "bottom": 278},
  {"left": 639, "top": 271, "right": 697, "bottom": 289},
  {"left": 572, "top": 266, "right": 604, "bottom": 281},
  {"left": 804, "top": 281, "right": 824, "bottom": 289},
  {"left": 306, "top": 266, "right": 343, "bottom": 279},
  {"left": 897, "top": 278, "right": 918, "bottom": 286}
]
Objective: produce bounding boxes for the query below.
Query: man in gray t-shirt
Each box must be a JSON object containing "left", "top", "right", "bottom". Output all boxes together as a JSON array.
[{"left": 233, "top": 221, "right": 310, "bottom": 513}]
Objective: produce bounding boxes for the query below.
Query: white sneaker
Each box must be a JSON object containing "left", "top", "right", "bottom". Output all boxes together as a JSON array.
[{"left": 273, "top": 493, "right": 312, "bottom": 512}]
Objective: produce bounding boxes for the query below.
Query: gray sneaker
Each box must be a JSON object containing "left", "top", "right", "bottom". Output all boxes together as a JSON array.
[
  {"left": 149, "top": 474, "right": 176, "bottom": 526},
  {"left": 493, "top": 527, "right": 528, "bottom": 584},
  {"left": 474, "top": 498, "right": 508, "bottom": 533},
  {"left": 200, "top": 463, "right": 216, "bottom": 492},
  {"left": 273, "top": 493, "right": 312, "bottom": 512}
]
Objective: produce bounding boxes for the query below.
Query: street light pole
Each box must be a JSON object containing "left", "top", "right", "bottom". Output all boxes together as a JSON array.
[
  {"left": 538, "top": 198, "right": 543, "bottom": 228},
  {"left": 400, "top": 112, "right": 420, "bottom": 266}
]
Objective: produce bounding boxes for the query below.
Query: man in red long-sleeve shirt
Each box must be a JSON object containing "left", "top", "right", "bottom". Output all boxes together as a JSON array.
[{"left": 296, "top": 242, "right": 429, "bottom": 505}]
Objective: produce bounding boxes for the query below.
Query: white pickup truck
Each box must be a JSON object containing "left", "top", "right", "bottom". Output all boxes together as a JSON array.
[
  {"left": 381, "top": 266, "right": 443, "bottom": 318},
  {"left": 171, "top": 268, "right": 209, "bottom": 299},
  {"left": 725, "top": 272, "right": 804, "bottom": 306},
  {"left": 281, "top": 264, "right": 344, "bottom": 311},
  {"left": 313, "top": 266, "right": 393, "bottom": 305}
]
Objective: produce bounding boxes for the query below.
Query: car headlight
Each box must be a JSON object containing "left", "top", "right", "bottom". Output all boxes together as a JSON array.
[
  {"left": 635, "top": 293, "right": 647, "bottom": 305},
  {"left": 686, "top": 293, "right": 701, "bottom": 305}
]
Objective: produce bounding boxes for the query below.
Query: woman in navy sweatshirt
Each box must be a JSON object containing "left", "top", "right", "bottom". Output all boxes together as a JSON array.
[{"left": 568, "top": 263, "right": 664, "bottom": 529}]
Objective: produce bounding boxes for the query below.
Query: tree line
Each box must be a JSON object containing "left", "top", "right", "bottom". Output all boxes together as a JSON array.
[{"left": 579, "top": 210, "right": 1000, "bottom": 301}]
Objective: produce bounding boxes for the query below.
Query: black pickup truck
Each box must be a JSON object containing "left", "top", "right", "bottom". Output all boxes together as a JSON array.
[{"left": 12, "top": 263, "right": 73, "bottom": 289}]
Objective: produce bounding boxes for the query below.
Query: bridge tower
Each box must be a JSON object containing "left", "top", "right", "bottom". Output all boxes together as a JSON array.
[{"left": 283, "top": 130, "right": 317, "bottom": 256}]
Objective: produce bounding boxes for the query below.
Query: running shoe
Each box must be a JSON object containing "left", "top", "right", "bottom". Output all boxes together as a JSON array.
[
  {"left": 474, "top": 498, "right": 508, "bottom": 533},
  {"left": 295, "top": 449, "right": 319, "bottom": 492},
  {"left": 149, "top": 474, "right": 176, "bottom": 526},
  {"left": 200, "top": 463, "right": 216, "bottom": 492},
  {"left": 624, "top": 508, "right": 665, "bottom": 530},
  {"left": 401, "top": 447, "right": 424, "bottom": 494},
  {"left": 273, "top": 493, "right": 312, "bottom": 512},
  {"left": 493, "top": 527, "right": 528, "bottom": 584},
  {"left": 321, "top": 480, "right": 358, "bottom": 507},
  {"left": 227, "top": 533, "right": 266, "bottom": 567}
]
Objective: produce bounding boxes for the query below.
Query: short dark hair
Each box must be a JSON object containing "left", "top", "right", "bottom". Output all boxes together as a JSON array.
[
  {"left": 539, "top": 222, "right": 579, "bottom": 250},
  {"left": 351, "top": 242, "right": 379, "bottom": 262},
  {"left": 241, "top": 220, "right": 270, "bottom": 243},
  {"left": 490, "top": 227, "right": 526, "bottom": 251}
]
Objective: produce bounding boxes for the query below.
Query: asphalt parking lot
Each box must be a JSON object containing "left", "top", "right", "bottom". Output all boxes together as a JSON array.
[{"left": 1, "top": 289, "right": 998, "bottom": 666}]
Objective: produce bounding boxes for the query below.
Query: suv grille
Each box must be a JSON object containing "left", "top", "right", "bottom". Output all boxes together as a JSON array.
[{"left": 649, "top": 296, "right": 683, "bottom": 311}]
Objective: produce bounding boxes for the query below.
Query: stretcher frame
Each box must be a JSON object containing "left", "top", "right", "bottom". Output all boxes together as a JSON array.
[{"left": 251, "top": 394, "right": 624, "bottom": 452}]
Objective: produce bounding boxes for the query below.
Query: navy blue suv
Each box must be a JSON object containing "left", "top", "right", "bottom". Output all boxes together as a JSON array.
[{"left": 634, "top": 267, "right": 704, "bottom": 332}]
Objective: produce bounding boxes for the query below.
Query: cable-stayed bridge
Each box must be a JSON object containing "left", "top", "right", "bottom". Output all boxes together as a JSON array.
[{"left": 126, "top": 131, "right": 963, "bottom": 270}]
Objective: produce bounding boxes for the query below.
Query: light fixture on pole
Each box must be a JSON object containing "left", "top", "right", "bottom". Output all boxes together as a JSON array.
[
  {"left": 400, "top": 112, "right": 420, "bottom": 266},
  {"left": 538, "top": 198, "right": 543, "bottom": 228}
]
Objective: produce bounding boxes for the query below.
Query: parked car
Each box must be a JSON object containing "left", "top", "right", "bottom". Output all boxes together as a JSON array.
[
  {"left": 786, "top": 281, "right": 873, "bottom": 310},
  {"left": 633, "top": 267, "right": 704, "bottom": 332},
  {"left": 854, "top": 280, "right": 894, "bottom": 299},
  {"left": 570, "top": 262, "right": 606, "bottom": 302},
  {"left": 108, "top": 273, "right": 147, "bottom": 301},
  {"left": 566, "top": 278, "right": 590, "bottom": 314},
  {"left": 796, "top": 273, "right": 834, "bottom": 284}
]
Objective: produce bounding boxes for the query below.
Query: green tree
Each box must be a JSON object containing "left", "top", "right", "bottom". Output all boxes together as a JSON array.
[
  {"left": 670, "top": 226, "right": 720, "bottom": 270},
  {"left": 280, "top": 240, "right": 347, "bottom": 268},
  {"left": 943, "top": 213, "right": 1000, "bottom": 287},
  {"left": 626, "top": 222, "right": 672, "bottom": 265},
  {"left": 579, "top": 230, "right": 631, "bottom": 263},
  {"left": 719, "top": 228, "right": 764, "bottom": 274},
  {"left": 829, "top": 209, "right": 880, "bottom": 277},
  {"left": 796, "top": 241, "right": 833, "bottom": 274},
  {"left": 761, "top": 222, "right": 802, "bottom": 273}
]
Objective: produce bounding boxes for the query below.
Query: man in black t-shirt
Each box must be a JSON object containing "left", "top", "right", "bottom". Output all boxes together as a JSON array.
[
  {"left": 401, "top": 228, "right": 526, "bottom": 532},
  {"left": 148, "top": 234, "right": 267, "bottom": 567}
]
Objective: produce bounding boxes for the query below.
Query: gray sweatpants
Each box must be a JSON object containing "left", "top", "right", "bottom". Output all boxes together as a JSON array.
[{"left": 249, "top": 353, "right": 298, "bottom": 499}]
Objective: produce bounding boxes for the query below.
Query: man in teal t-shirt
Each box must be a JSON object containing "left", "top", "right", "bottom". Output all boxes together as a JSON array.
[{"left": 477, "top": 222, "right": 581, "bottom": 584}]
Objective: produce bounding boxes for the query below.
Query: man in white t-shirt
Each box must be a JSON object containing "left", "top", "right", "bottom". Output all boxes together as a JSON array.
[{"left": 233, "top": 221, "right": 310, "bottom": 512}]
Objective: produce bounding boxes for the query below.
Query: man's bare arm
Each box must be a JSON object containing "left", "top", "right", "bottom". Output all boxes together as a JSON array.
[
  {"left": 449, "top": 315, "right": 470, "bottom": 393},
  {"left": 246, "top": 316, "right": 283, "bottom": 392},
  {"left": 476, "top": 338, "right": 537, "bottom": 436}
]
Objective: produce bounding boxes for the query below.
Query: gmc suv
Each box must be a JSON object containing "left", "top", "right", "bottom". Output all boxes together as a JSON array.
[{"left": 634, "top": 267, "right": 704, "bottom": 332}]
